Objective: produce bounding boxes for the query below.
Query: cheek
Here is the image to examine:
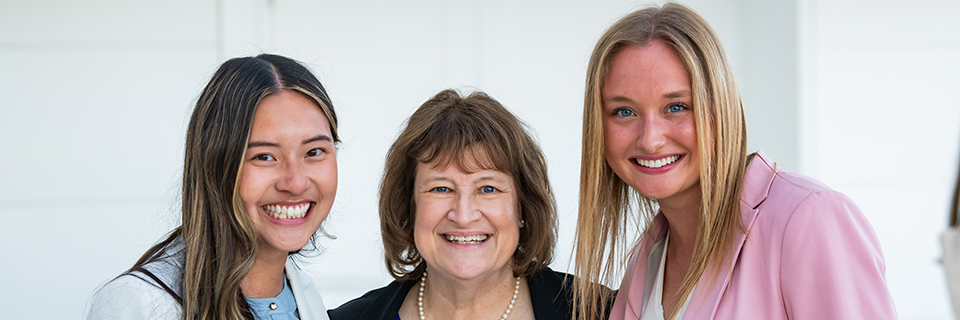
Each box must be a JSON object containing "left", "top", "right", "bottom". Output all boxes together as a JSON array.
[
  {"left": 678, "top": 119, "right": 698, "bottom": 156},
  {"left": 312, "top": 162, "right": 338, "bottom": 195},
  {"left": 238, "top": 167, "right": 264, "bottom": 209},
  {"left": 603, "top": 122, "right": 636, "bottom": 166},
  {"left": 486, "top": 200, "right": 521, "bottom": 239},
  {"left": 602, "top": 123, "right": 618, "bottom": 157},
  {"left": 413, "top": 199, "right": 443, "bottom": 235}
]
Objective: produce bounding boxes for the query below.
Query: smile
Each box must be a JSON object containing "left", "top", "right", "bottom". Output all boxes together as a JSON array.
[
  {"left": 262, "top": 202, "right": 312, "bottom": 219},
  {"left": 444, "top": 234, "right": 489, "bottom": 245},
  {"left": 633, "top": 155, "right": 681, "bottom": 168}
]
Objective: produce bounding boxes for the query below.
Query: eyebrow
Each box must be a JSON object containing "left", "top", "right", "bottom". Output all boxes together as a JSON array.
[
  {"left": 247, "top": 134, "right": 333, "bottom": 149},
  {"left": 303, "top": 134, "right": 333, "bottom": 145},
  {"left": 419, "top": 174, "right": 509, "bottom": 186},
  {"left": 605, "top": 96, "right": 633, "bottom": 103},
  {"left": 663, "top": 90, "right": 691, "bottom": 99},
  {"left": 475, "top": 175, "right": 508, "bottom": 183},
  {"left": 604, "top": 90, "right": 692, "bottom": 103},
  {"left": 247, "top": 141, "right": 279, "bottom": 148}
]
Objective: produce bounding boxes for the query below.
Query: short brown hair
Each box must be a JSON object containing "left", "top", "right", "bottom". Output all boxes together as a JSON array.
[{"left": 380, "top": 89, "right": 556, "bottom": 280}]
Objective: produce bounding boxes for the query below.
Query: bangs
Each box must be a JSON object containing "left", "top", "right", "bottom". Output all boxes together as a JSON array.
[
  {"left": 412, "top": 103, "right": 513, "bottom": 174},
  {"left": 418, "top": 142, "right": 508, "bottom": 174}
]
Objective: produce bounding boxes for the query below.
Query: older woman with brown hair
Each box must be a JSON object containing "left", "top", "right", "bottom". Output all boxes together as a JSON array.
[{"left": 329, "top": 89, "right": 612, "bottom": 320}]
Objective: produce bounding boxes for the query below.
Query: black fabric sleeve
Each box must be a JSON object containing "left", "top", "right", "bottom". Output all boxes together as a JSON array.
[{"left": 328, "top": 280, "right": 416, "bottom": 320}]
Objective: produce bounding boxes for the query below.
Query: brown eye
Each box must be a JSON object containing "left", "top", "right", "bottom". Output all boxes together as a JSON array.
[
  {"left": 306, "top": 148, "right": 323, "bottom": 157},
  {"left": 253, "top": 154, "right": 275, "bottom": 161}
]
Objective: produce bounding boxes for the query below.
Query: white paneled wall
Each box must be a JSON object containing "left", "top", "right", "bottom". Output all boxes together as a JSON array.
[
  {"left": 802, "top": 0, "right": 960, "bottom": 318},
  {"left": 0, "top": 1, "right": 953, "bottom": 319}
]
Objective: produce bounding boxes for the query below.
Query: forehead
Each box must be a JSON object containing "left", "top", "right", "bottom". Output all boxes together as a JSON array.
[
  {"left": 251, "top": 90, "right": 330, "bottom": 133},
  {"left": 603, "top": 41, "right": 691, "bottom": 101},
  {"left": 417, "top": 143, "right": 508, "bottom": 174}
]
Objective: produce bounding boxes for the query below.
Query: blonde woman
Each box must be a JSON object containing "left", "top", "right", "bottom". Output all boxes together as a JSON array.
[
  {"left": 88, "top": 54, "right": 338, "bottom": 320},
  {"left": 572, "top": 4, "right": 897, "bottom": 320}
]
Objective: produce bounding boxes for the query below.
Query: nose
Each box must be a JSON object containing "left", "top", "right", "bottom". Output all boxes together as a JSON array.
[
  {"left": 637, "top": 115, "right": 666, "bottom": 153},
  {"left": 447, "top": 192, "right": 482, "bottom": 226},
  {"left": 275, "top": 160, "right": 311, "bottom": 195}
]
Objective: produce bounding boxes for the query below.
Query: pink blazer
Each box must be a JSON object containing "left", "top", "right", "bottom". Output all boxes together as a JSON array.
[{"left": 609, "top": 151, "right": 897, "bottom": 319}]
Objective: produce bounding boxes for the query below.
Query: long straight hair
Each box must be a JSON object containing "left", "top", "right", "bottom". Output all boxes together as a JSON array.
[
  {"left": 573, "top": 4, "right": 748, "bottom": 320},
  {"left": 123, "top": 54, "right": 338, "bottom": 320}
]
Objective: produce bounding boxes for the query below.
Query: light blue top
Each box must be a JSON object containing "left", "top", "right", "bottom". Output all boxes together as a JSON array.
[{"left": 247, "top": 275, "right": 300, "bottom": 320}]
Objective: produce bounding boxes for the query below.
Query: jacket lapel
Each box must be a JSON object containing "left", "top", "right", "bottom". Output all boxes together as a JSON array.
[
  {"left": 286, "top": 258, "right": 330, "bottom": 320},
  {"left": 621, "top": 213, "right": 669, "bottom": 318},
  {"left": 684, "top": 151, "right": 777, "bottom": 319}
]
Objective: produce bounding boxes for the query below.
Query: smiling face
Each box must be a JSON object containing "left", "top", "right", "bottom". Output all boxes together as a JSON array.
[
  {"left": 602, "top": 41, "right": 700, "bottom": 205},
  {"left": 412, "top": 155, "right": 521, "bottom": 281},
  {"left": 239, "top": 90, "right": 337, "bottom": 257}
]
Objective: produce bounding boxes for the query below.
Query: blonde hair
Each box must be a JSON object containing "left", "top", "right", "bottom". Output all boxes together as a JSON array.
[{"left": 573, "top": 4, "right": 748, "bottom": 320}]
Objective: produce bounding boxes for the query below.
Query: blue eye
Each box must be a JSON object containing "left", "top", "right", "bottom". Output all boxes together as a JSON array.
[
  {"left": 667, "top": 104, "right": 685, "bottom": 113},
  {"left": 432, "top": 186, "right": 450, "bottom": 193},
  {"left": 615, "top": 108, "right": 634, "bottom": 117},
  {"left": 481, "top": 186, "right": 496, "bottom": 194}
]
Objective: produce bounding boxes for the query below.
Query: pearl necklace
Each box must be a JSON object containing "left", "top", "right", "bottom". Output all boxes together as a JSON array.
[{"left": 418, "top": 270, "right": 521, "bottom": 320}]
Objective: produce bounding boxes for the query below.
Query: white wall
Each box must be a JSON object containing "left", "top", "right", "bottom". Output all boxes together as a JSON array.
[
  {"left": 0, "top": 1, "right": 953, "bottom": 319},
  {"left": 801, "top": 0, "right": 960, "bottom": 318}
]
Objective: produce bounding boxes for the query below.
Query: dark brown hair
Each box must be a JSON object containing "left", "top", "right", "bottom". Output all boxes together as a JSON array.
[
  {"left": 379, "top": 89, "right": 556, "bottom": 280},
  {"left": 122, "top": 54, "right": 338, "bottom": 320}
]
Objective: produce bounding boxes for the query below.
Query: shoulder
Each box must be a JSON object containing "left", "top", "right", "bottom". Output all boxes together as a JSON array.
[
  {"left": 754, "top": 168, "right": 861, "bottom": 224},
  {"left": 528, "top": 267, "right": 575, "bottom": 294},
  {"left": 327, "top": 280, "right": 415, "bottom": 320},
  {"left": 87, "top": 274, "right": 181, "bottom": 320},
  {"left": 527, "top": 267, "right": 615, "bottom": 319},
  {"left": 529, "top": 267, "right": 615, "bottom": 297},
  {"left": 750, "top": 169, "right": 883, "bottom": 266},
  {"left": 285, "top": 258, "right": 331, "bottom": 319},
  {"left": 88, "top": 243, "right": 184, "bottom": 320},
  {"left": 286, "top": 258, "right": 322, "bottom": 290},
  {"left": 743, "top": 151, "right": 854, "bottom": 218}
]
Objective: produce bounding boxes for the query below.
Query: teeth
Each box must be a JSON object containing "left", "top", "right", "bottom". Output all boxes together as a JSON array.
[
  {"left": 444, "top": 234, "right": 489, "bottom": 245},
  {"left": 634, "top": 155, "right": 681, "bottom": 168},
  {"left": 262, "top": 203, "right": 310, "bottom": 219}
]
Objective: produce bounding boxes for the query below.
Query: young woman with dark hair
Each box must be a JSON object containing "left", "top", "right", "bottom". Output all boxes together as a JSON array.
[{"left": 88, "top": 54, "right": 339, "bottom": 320}]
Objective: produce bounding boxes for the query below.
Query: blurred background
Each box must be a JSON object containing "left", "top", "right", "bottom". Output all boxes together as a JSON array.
[{"left": 1, "top": 0, "right": 958, "bottom": 318}]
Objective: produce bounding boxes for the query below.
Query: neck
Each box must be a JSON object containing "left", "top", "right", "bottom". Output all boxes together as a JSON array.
[
  {"left": 659, "top": 184, "right": 701, "bottom": 253},
  {"left": 240, "top": 244, "right": 288, "bottom": 298},
  {"left": 424, "top": 268, "right": 519, "bottom": 319}
]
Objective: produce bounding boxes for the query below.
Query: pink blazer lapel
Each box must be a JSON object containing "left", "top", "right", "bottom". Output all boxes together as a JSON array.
[
  {"left": 618, "top": 213, "right": 670, "bottom": 319},
  {"left": 683, "top": 151, "right": 778, "bottom": 319}
]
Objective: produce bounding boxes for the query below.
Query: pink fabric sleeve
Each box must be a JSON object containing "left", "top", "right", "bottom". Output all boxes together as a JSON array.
[
  {"left": 779, "top": 190, "right": 897, "bottom": 319},
  {"left": 609, "top": 245, "right": 642, "bottom": 320}
]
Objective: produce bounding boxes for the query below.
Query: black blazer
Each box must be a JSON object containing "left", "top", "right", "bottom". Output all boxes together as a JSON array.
[{"left": 328, "top": 267, "right": 613, "bottom": 320}]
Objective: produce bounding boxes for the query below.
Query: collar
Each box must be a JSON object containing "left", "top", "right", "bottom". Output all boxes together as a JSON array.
[{"left": 740, "top": 150, "right": 779, "bottom": 210}]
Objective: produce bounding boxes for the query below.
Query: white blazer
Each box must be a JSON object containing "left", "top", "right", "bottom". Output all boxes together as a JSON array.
[{"left": 87, "top": 256, "right": 329, "bottom": 320}]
